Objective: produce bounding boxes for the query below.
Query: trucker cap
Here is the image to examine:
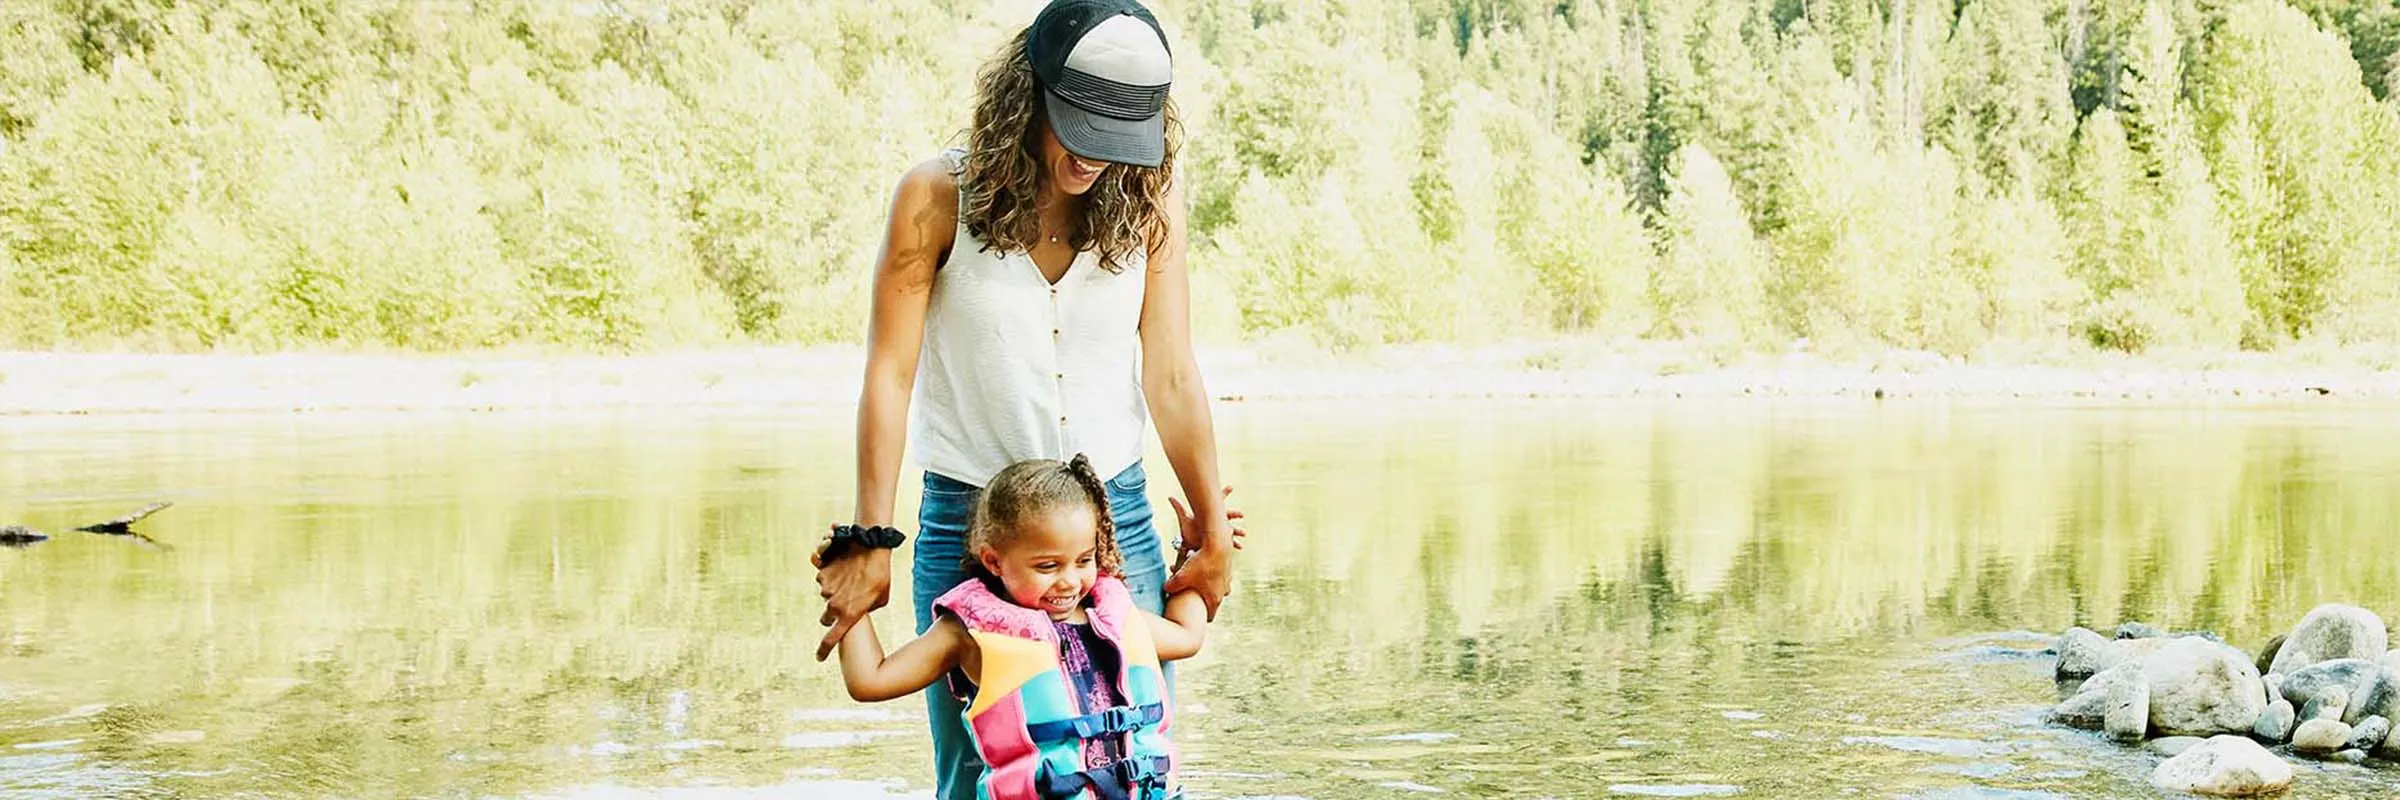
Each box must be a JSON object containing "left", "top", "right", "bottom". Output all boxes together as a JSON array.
[{"left": 1026, "top": 0, "right": 1173, "bottom": 167}]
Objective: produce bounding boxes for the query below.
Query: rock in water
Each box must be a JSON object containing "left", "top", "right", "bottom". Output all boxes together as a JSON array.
[
  {"left": 2330, "top": 748, "right": 2369, "bottom": 764},
  {"left": 2251, "top": 700, "right": 2296, "bottom": 743},
  {"left": 2147, "top": 638, "right": 2271, "bottom": 736},
  {"left": 2150, "top": 736, "right": 2296, "bottom": 796},
  {"left": 2054, "top": 639, "right": 2269, "bottom": 736},
  {"left": 2281, "top": 659, "right": 2386, "bottom": 724},
  {"left": 2107, "top": 672, "right": 2151, "bottom": 741},
  {"left": 2057, "top": 627, "right": 2113, "bottom": 679},
  {"left": 2269, "top": 604, "right": 2389, "bottom": 676},
  {"left": 2118, "top": 622, "right": 2168, "bottom": 640},
  {"left": 2256, "top": 635, "right": 2287, "bottom": 676},
  {"left": 2291, "top": 718, "right": 2353, "bottom": 755},
  {"left": 2299, "top": 685, "right": 2353, "bottom": 724},
  {"left": 2054, "top": 627, "right": 2174, "bottom": 681},
  {"left": 2054, "top": 662, "right": 2138, "bottom": 729},
  {"left": 2346, "top": 715, "right": 2389, "bottom": 751},
  {"left": 2146, "top": 736, "right": 2205, "bottom": 757},
  {"left": 2353, "top": 666, "right": 2400, "bottom": 723}
]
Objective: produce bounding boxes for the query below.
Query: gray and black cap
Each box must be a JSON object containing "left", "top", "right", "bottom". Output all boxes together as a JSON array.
[{"left": 1027, "top": 0, "right": 1173, "bottom": 168}]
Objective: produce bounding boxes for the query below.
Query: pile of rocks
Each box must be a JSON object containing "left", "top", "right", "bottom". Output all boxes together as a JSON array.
[{"left": 2046, "top": 603, "right": 2399, "bottom": 796}]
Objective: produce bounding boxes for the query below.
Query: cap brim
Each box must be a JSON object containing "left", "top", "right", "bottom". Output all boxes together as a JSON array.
[{"left": 1046, "top": 91, "right": 1164, "bottom": 168}]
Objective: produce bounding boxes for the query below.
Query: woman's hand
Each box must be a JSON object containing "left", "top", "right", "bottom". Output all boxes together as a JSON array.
[
  {"left": 814, "top": 535, "right": 894, "bottom": 662},
  {"left": 1165, "top": 544, "right": 1233, "bottom": 621},
  {"left": 1165, "top": 487, "right": 1244, "bottom": 621},
  {"left": 1168, "top": 486, "right": 1246, "bottom": 560}
]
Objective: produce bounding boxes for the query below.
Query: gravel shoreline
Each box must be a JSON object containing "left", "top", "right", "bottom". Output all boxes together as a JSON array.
[{"left": 2, "top": 343, "right": 2395, "bottom": 415}]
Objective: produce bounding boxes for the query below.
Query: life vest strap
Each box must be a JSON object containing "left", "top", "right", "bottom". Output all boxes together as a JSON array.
[
  {"left": 1036, "top": 754, "right": 1171, "bottom": 800},
  {"left": 1024, "top": 702, "right": 1166, "bottom": 744}
]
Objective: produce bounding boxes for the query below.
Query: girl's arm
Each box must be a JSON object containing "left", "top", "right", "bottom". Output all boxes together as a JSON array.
[
  {"left": 841, "top": 613, "right": 971, "bottom": 702},
  {"left": 1145, "top": 590, "right": 1210, "bottom": 662}
]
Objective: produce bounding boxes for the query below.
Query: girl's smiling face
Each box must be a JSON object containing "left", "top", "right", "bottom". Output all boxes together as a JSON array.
[{"left": 978, "top": 505, "right": 1102, "bottom": 621}]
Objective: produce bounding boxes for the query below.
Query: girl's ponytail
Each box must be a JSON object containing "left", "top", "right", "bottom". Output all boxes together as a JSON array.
[{"left": 1065, "top": 454, "right": 1123, "bottom": 576}]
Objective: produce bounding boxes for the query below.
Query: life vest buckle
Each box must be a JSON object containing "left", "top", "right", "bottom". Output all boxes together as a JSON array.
[
  {"left": 1099, "top": 705, "right": 1143, "bottom": 733},
  {"left": 1104, "top": 755, "right": 1166, "bottom": 789}
]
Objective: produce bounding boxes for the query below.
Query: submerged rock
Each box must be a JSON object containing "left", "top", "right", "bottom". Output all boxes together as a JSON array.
[
  {"left": 2330, "top": 748, "right": 2369, "bottom": 764},
  {"left": 2149, "top": 735, "right": 2295, "bottom": 797},
  {"left": 2250, "top": 700, "right": 2295, "bottom": 744},
  {"left": 2145, "top": 736, "right": 2205, "bottom": 757},
  {"left": 2269, "top": 604, "right": 2389, "bottom": 676},
  {"left": 2291, "top": 718, "right": 2352, "bottom": 755},
  {"left": 1606, "top": 784, "right": 1740, "bottom": 797},
  {"left": 1839, "top": 736, "right": 2011, "bottom": 759}
]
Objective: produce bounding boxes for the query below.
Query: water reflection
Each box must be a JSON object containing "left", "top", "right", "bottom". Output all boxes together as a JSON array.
[{"left": 2, "top": 404, "right": 2398, "bottom": 797}]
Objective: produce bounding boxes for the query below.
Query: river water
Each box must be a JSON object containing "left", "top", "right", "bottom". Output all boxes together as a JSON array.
[{"left": 3, "top": 402, "right": 2398, "bottom": 798}]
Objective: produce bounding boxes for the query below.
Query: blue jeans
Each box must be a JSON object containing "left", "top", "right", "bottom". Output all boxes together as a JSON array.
[{"left": 913, "top": 462, "right": 1172, "bottom": 800}]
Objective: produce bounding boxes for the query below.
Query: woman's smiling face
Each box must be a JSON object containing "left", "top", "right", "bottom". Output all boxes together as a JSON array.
[{"left": 1037, "top": 118, "right": 1111, "bottom": 196}]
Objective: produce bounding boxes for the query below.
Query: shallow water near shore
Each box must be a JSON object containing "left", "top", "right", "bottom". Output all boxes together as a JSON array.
[{"left": 4, "top": 402, "right": 2400, "bottom": 798}]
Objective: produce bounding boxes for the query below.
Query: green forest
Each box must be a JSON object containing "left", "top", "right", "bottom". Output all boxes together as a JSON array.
[{"left": 1, "top": 0, "right": 2396, "bottom": 355}]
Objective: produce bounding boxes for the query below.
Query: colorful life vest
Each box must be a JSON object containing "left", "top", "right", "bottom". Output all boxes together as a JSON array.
[{"left": 933, "top": 575, "right": 1179, "bottom": 800}]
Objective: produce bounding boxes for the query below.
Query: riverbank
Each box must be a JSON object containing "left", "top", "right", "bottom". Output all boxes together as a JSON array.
[{"left": 2, "top": 339, "right": 2397, "bottom": 415}]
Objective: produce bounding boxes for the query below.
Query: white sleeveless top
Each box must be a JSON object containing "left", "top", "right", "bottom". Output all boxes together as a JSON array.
[{"left": 910, "top": 151, "right": 1149, "bottom": 487}]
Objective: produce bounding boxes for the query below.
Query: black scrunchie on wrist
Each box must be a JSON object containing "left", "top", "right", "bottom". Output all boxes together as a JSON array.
[{"left": 822, "top": 524, "right": 907, "bottom": 562}]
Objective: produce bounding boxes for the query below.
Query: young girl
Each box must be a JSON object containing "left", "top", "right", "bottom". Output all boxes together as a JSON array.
[{"left": 835, "top": 455, "right": 1209, "bottom": 800}]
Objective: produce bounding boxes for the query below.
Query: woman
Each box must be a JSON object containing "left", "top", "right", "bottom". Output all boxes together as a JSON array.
[{"left": 812, "top": 1, "right": 1239, "bottom": 798}]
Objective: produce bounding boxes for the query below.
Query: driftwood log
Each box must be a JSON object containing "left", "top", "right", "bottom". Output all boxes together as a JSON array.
[{"left": 0, "top": 502, "right": 173, "bottom": 548}]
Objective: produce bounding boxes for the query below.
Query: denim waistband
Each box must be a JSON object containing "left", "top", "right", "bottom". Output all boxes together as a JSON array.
[{"left": 925, "top": 461, "right": 1145, "bottom": 494}]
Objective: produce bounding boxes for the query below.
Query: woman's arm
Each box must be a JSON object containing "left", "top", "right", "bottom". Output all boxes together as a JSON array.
[
  {"left": 816, "top": 158, "right": 956, "bottom": 661},
  {"left": 842, "top": 614, "right": 972, "bottom": 702},
  {"left": 1145, "top": 590, "right": 1209, "bottom": 661},
  {"left": 1139, "top": 177, "right": 1238, "bottom": 620}
]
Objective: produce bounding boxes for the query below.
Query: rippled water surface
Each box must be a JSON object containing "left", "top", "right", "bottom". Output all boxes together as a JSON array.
[{"left": 4, "top": 403, "right": 2400, "bottom": 798}]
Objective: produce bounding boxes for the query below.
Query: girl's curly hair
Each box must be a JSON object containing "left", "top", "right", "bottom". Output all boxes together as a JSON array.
[
  {"left": 966, "top": 454, "right": 1123, "bottom": 578},
  {"left": 958, "top": 29, "right": 1181, "bottom": 273}
]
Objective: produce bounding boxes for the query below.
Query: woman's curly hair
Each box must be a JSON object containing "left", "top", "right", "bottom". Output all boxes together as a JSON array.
[{"left": 958, "top": 29, "right": 1181, "bottom": 274}]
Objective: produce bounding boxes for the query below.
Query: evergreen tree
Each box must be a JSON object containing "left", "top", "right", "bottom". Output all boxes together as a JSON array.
[
  {"left": 0, "top": 0, "right": 2393, "bottom": 355},
  {"left": 2196, "top": 0, "right": 2384, "bottom": 344},
  {"left": 1654, "top": 143, "right": 1768, "bottom": 346}
]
